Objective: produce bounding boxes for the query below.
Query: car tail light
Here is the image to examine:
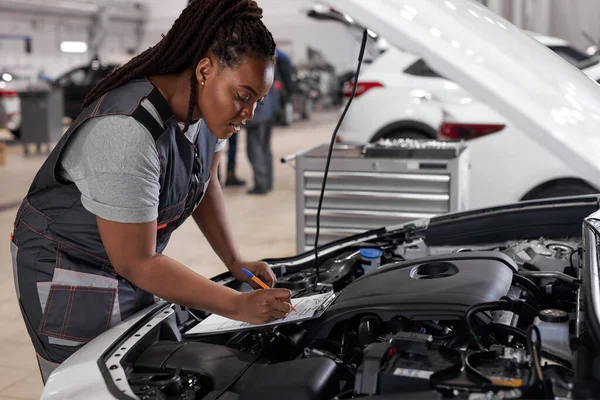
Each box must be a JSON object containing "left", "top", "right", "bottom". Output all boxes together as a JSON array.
[
  {"left": 343, "top": 81, "right": 383, "bottom": 98},
  {"left": 439, "top": 122, "right": 505, "bottom": 140},
  {"left": 0, "top": 90, "right": 17, "bottom": 98}
]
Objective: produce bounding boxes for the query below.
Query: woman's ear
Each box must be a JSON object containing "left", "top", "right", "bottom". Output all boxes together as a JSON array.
[{"left": 195, "top": 57, "right": 212, "bottom": 85}]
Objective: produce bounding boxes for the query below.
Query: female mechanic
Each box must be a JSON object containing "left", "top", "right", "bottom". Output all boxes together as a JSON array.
[{"left": 9, "top": 0, "right": 292, "bottom": 382}]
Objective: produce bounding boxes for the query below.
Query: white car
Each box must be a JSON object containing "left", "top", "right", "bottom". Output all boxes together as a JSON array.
[
  {"left": 312, "top": 7, "right": 600, "bottom": 209},
  {"left": 40, "top": 1, "right": 600, "bottom": 398}
]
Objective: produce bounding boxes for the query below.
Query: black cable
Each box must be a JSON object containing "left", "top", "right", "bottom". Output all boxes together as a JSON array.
[
  {"left": 570, "top": 248, "right": 578, "bottom": 269},
  {"left": 465, "top": 299, "right": 511, "bottom": 350},
  {"left": 313, "top": 29, "right": 369, "bottom": 281},
  {"left": 512, "top": 274, "right": 545, "bottom": 306}
]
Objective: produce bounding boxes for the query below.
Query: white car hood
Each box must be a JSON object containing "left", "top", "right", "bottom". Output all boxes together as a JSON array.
[{"left": 325, "top": 0, "right": 600, "bottom": 190}]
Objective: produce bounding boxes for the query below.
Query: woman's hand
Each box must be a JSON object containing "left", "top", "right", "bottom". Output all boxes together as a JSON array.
[
  {"left": 233, "top": 288, "right": 292, "bottom": 324},
  {"left": 229, "top": 260, "right": 277, "bottom": 288}
]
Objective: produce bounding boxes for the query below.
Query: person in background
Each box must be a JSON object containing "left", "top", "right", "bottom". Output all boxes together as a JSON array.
[
  {"left": 275, "top": 48, "right": 294, "bottom": 95},
  {"left": 246, "top": 77, "right": 280, "bottom": 194},
  {"left": 224, "top": 132, "right": 246, "bottom": 186}
]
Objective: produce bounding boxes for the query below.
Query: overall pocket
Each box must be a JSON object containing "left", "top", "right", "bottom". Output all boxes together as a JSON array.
[
  {"left": 39, "top": 284, "right": 116, "bottom": 342},
  {"left": 37, "top": 245, "right": 120, "bottom": 344}
]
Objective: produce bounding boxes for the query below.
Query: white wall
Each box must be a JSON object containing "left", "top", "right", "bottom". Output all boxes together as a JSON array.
[
  {"left": 0, "top": 5, "right": 143, "bottom": 79},
  {"left": 0, "top": 0, "right": 359, "bottom": 79},
  {"left": 0, "top": 13, "right": 91, "bottom": 78},
  {"left": 139, "top": 0, "right": 359, "bottom": 73},
  {"left": 485, "top": 0, "right": 600, "bottom": 51}
]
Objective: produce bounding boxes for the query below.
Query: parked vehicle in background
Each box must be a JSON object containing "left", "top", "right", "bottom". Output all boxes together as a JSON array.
[
  {"left": 274, "top": 49, "right": 318, "bottom": 126},
  {"left": 307, "top": 4, "right": 600, "bottom": 209},
  {"left": 333, "top": 34, "right": 600, "bottom": 144},
  {"left": 53, "top": 60, "right": 119, "bottom": 121}
]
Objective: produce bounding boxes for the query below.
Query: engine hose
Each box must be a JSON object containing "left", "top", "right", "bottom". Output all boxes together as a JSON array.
[
  {"left": 512, "top": 274, "right": 545, "bottom": 306},
  {"left": 465, "top": 299, "right": 512, "bottom": 350}
]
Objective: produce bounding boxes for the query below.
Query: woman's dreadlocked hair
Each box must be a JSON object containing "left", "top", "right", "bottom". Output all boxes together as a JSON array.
[{"left": 82, "top": 0, "right": 276, "bottom": 132}]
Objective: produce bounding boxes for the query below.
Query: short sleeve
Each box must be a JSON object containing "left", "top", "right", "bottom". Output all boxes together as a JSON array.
[
  {"left": 58, "top": 115, "right": 161, "bottom": 223},
  {"left": 215, "top": 138, "right": 227, "bottom": 153}
]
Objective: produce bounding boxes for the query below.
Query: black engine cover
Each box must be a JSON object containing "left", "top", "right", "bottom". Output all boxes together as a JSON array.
[{"left": 313, "top": 252, "right": 516, "bottom": 339}]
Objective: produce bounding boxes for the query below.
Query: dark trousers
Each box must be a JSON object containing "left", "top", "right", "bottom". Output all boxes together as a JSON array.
[
  {"left": 246, "top": 122, "right": 273, "bottom": 191},
  {"left": 227, "top": 132, "right": 238, "bottom": 172}
]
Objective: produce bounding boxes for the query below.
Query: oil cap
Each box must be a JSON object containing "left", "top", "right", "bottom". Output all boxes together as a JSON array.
[{"left": 539, "top": 309, "right": 569, "bottom": 323}]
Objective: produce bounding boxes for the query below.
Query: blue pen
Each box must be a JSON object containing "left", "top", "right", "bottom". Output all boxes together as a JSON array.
[{"left": 241, "top": 268, "right": 296, "bottom": 311}]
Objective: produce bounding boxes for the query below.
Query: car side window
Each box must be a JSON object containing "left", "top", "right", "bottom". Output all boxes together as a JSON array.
[
  {"left": 90, "top": 68, "right": 114, "bottom": 85},
  {"left": 57, "top": 68, "right": 88, "bottom": 86},
  {"left": 549, "top": 46, "right": 590, "bottom": 66},
  {"left": 404, "top": 59, "right": 443, "bottom": 78}
]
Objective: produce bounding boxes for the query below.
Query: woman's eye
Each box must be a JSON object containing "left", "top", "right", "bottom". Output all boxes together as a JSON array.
[{"left": 237, "top": 93, "right": 251, "bottom": 103}]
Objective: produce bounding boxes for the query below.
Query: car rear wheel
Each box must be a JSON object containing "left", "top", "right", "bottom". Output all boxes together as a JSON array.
[{"left": 526, "top": 182, "right": 598, "bottom": 200}]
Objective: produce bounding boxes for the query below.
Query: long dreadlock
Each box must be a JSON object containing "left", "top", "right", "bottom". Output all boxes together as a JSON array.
[{"left": 82, "top": 0, "right": 276, "bottom": 133}]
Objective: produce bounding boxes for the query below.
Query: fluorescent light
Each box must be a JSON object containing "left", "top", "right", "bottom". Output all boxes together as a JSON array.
[{"left": 60, "top": 41, "right": 88, "bottom": 53}]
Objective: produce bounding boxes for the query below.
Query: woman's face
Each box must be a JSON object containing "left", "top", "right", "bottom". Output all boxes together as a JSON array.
[{"left": 196, "top": 55, "right": 275, "bottom": 139}]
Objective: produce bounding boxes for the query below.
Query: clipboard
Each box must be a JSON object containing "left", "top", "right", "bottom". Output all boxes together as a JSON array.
[{"left": 183, "top": 291, "right": 336, "bottom": 337}]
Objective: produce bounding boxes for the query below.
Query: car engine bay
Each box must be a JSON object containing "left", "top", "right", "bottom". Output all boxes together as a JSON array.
[{"left": 120, "top": 233, "right": 585, "bottom": 400}]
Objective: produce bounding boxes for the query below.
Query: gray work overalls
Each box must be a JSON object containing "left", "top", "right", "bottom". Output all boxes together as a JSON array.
[{"left": 10, "top": 78, "right": 216, "bottom": 382}]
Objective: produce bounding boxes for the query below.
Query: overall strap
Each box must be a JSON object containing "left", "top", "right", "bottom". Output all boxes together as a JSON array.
[{"left": 130, "top": 86, "right": 173, "bottom": 141}]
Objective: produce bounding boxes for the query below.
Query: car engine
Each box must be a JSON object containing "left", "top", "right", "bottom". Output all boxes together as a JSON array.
[{"left": 126, "top": 236, "right": 582, "bottom": 400}]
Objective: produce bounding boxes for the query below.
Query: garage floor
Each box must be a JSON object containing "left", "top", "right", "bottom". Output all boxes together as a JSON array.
[{"left": 0, "top": 110, "right": 338, "bottom": 399}]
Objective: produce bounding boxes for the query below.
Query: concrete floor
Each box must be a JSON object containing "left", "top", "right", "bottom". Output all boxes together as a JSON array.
[{"left": 0, "top": 111, "right": 338, "bottom": 399}]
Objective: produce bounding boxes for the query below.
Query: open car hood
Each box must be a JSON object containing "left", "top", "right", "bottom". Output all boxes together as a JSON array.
[{"left": 324, "top": 0, "right": 600, "bottom": 190}]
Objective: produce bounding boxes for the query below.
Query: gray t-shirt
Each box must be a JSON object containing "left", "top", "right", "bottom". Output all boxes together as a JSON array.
[{"left": 57, "top": 99, "right": 226, "bottom": 223}]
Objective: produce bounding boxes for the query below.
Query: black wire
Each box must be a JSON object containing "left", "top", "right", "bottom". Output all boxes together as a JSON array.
[
  {"left": 512, "top": 274, "right": 544, "bottom": 306},
  {"left": 465, "top": 299, "right": 511, "bottom": 350},
  {"left": 313, "top": 29, "right": 369, "bottom": 281},
  {"left": 570, "top": 248, "right": 578, "bottom": 269}
]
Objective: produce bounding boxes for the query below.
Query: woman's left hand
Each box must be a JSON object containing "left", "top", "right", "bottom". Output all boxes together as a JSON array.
[{"left": 229, "top": 260, "right": 277, "bottom": 288}]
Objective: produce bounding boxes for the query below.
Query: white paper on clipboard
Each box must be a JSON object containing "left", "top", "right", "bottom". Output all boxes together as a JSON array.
[{"left": 184, "top": 291, "right": 336, "bottom": 336}]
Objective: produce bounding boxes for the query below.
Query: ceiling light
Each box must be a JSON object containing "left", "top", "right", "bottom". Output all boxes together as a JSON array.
[{"left": 60, "top": 41, "right": 88, "bottom": 53}]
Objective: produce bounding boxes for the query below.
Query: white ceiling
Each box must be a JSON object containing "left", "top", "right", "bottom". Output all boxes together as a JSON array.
[{"left": 60, "top": 0, "right": 317, "bottom": 28}]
